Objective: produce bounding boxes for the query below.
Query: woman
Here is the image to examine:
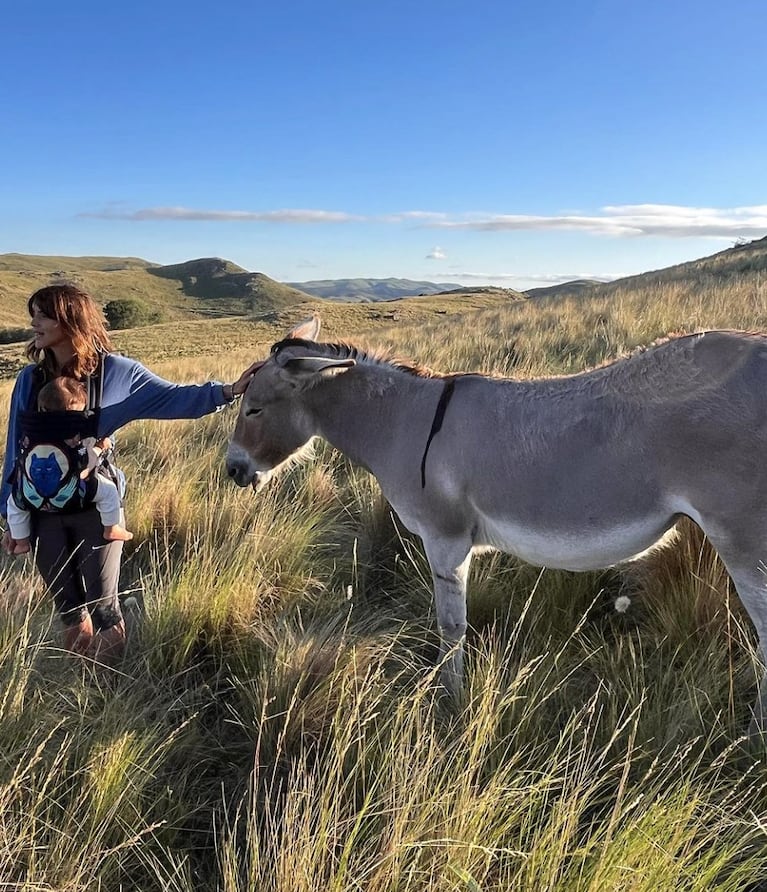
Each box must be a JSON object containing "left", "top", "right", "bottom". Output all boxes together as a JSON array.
[{"left": 1, "top": 284, "right": 260, "bottom": 661}]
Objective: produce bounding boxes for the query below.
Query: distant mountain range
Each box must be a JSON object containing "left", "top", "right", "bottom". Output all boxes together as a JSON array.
[{"left": 287, "top": 277, "right": 464, "bottom": 301}]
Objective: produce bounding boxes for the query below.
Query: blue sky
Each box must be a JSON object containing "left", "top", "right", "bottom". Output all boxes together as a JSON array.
[{"left": 2, "top": 0, "right": 766, "bottom": 289}]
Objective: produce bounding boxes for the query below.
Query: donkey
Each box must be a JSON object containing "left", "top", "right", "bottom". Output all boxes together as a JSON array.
[{"left": 226, "top": 316, "right": 767, "bottom": 731}]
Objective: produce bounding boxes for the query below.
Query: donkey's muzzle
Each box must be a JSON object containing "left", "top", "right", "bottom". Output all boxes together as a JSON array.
[
  {"left": 226, "top": 459, "right": 252, "bottom": 488},
  {"left": 226, "top": 458, "right": 272, "bottom": 493}
]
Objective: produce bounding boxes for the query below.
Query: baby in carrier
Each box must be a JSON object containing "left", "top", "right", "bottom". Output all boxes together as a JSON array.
[{"left": 6, "top": 377, "right": 133, "bottom": 555}]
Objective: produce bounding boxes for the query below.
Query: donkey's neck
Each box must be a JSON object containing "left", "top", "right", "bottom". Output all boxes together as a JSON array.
[{"left": 307, "top": 362, "right": 441, "bottom": 478}]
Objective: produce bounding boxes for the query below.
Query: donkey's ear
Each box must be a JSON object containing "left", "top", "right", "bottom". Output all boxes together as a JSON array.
[
  {"left": 280, "top": 356, "right": 355, "bottom": 376},
  {"left": 286, "top": 315, "right": 321, "bottom": 342}
]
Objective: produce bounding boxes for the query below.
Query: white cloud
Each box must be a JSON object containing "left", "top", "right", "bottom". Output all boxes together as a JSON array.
[
  {"left": 78, "top": 203, "right": 767, "bottom": 240},
  {"left": 424, "top": 205, "right": 767, "bottom": 238},
  {"left": 378, "top": 211, "right": 449, "bottom": 223},
  {"left": 426, "top": 246, "right": 447, "bottom": 260},
  {"left": 448, "top": 271, "right": 528, "bottom": 282},
  {"left": 80, "top": 206, "right": 361, "bottom": 223}
]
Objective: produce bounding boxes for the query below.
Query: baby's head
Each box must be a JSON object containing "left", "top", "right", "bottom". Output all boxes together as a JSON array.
[{"left": 37, "top": 377, "right": 87, "bottom": 412}]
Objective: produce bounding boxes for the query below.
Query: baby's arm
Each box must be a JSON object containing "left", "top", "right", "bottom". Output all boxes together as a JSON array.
[{"left": 80, "top": 436, "right": 112, "bottom": 478}]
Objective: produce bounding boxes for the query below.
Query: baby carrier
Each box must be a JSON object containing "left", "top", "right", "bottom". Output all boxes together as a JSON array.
[{"left": 10, "top": 361, "right": 119, "bottom": 514}]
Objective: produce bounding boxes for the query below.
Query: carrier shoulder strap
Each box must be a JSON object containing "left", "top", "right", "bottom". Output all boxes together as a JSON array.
[
  {"left": 85, "top": 355, "right": 106, "bottom": 416},
  {"left": 28, "top": 365, "right": 46, "bottom": 411}
]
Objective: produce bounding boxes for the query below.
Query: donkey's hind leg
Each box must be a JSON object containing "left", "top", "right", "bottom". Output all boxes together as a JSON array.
[{"left": 713, "top": 558, "right": 767, "bottom": 736}]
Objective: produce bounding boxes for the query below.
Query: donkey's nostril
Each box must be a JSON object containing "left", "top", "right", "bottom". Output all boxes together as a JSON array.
[{"left": 227, "top": 465, "right": 238, "bottom": 478}]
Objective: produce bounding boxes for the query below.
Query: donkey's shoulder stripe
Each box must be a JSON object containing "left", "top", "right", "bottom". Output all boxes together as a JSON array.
[{"left": 420, "top": 377, "right": 457, "bottom": 489}]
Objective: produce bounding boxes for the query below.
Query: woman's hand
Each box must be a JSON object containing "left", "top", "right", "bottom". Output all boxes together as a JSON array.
[{"left": 228, "top": 360, "right": 265, "bottom": 400}]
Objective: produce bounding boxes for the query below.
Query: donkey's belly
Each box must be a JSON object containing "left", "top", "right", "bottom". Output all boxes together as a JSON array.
[{"left": 475, "top": 511, "right": 677, "bottom": 571}]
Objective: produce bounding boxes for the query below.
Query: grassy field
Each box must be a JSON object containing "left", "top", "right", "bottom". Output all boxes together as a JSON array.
[
  {"left": 0, "top": 291, "right": 518, "bottom": 382},
  {"left": 2, "top": 265, "right": 767, "bottom": 889}
]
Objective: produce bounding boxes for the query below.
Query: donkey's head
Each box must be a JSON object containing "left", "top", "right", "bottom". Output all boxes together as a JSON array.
[{"left": 226, "top": 316, "right": 355, "bottom": 491}]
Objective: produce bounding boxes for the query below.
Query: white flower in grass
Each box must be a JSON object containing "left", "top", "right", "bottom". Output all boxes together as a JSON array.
[{"left": 614, "top": 595, "right": 632, "bottom": 614}]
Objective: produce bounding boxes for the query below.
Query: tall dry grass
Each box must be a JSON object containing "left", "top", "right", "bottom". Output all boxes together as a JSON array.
[{"left": 1, "top": 270, "right": 767, "bottom": 888}]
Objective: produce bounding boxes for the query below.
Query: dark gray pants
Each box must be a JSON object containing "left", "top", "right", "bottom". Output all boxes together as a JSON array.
[{"left": 33, "top": 508, "right": 124, "bottom": 631}]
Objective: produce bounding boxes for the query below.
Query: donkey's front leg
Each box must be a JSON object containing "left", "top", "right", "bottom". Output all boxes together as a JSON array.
[{"left": 423, "top": 537, "right": 473, "bottom": 697}]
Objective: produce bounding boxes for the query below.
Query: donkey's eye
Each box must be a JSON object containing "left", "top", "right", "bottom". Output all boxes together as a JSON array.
[{"left": 245, "top": 407, "right": 263, "bottom": 417}]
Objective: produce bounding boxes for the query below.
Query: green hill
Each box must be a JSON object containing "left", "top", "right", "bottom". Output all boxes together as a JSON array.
[
  {"left": 617, "top": 234, "right": 767, "bottom": 285},
  {"left": 0, "top": 253, "right": 153, "bottom": 273},
  {"left": 435, "top": 285, "right": 527, "bottom": 300},
  {"left": 524, "top": 279, "right": 606, "bottom": 299},
  {"left": 526, "top": 236, "right": 767, "bottom": 301},
  {"left": 147, "top": 257, "right": 317, "bottom": 316},
  {"left": 0, "top": 254, "right": 316, "bottom": 330}
]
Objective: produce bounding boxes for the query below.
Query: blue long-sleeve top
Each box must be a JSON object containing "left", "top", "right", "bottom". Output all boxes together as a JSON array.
[{"left": 1, "top": 353, "right": 232, "bottom": 519}]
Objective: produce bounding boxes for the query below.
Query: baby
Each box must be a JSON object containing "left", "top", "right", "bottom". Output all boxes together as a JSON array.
[{"left": 6, "top": 377, "right": 133, "bottom": 555}]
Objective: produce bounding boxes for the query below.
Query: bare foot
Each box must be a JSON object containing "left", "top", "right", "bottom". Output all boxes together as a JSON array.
[
  {"left": 63, "top": 614, "right": 95, "bottom": 655},
  {"left": 13, "top": 538, "right": 31, "bottom": 555},
  {"left": 103, "top": 524, "right": 133, "bottom": 542},
  {"left": 90, "top": 620, "right": 127, "bottom": 664}
]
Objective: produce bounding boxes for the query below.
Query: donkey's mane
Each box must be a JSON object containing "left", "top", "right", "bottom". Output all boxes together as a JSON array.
[
  {"left": 271, "top": 337, "right": 444, "bottom": 379},
  {"left": 274, "top": 329, "right": 759, "bottom": 388}
]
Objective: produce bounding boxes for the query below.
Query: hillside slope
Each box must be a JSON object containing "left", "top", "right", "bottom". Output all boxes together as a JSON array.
[
  {"left": 524, "top": 279, "right": 605, "bottom": 299},
  {"left": 434, "top": 285, "right": 527, "bottom": 301},
  {"left": 526, "top": 236, "right": 767, "bottom": 301},
  {"left": 0, "top": 254, "right": 315, "bottom": 329}
]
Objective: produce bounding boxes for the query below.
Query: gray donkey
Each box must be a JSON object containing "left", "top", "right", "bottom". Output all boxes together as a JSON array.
[{"left": 227, "top": 316, "right": 767, "bottom": 732}]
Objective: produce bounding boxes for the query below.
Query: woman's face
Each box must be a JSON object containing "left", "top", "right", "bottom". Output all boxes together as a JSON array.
[{"left": 30, "top": 302, "right": 71, "bottom": 353}]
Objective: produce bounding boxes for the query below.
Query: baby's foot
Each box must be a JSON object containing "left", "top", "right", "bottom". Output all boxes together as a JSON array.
[
  {"left": 13, "top": 539, "right": 30, "bottom": 555},
  {"left": 103, "top": 524, "right": 133, "bottom": 542}
]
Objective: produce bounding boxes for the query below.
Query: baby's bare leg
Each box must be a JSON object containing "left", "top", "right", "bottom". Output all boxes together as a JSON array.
[{"left": 93, "top": 472, "right": 132, "bottom": 541}]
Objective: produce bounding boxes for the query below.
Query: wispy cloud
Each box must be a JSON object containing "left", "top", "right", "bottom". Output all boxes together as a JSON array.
[
  {"left": 78, "top": 203, "right": 767, "bottom": 239},
  {"left": 425, "top": 205, "right": 767, "bottom": 238},
  {"left": 381, "top": 211, "right": 449, "bottom": 224},
  {"left": 426, "top": 246, "right": 447, "bottom": 260},
  {"left": 79, "top": 206, "right": 361, "bottom": 223}
]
